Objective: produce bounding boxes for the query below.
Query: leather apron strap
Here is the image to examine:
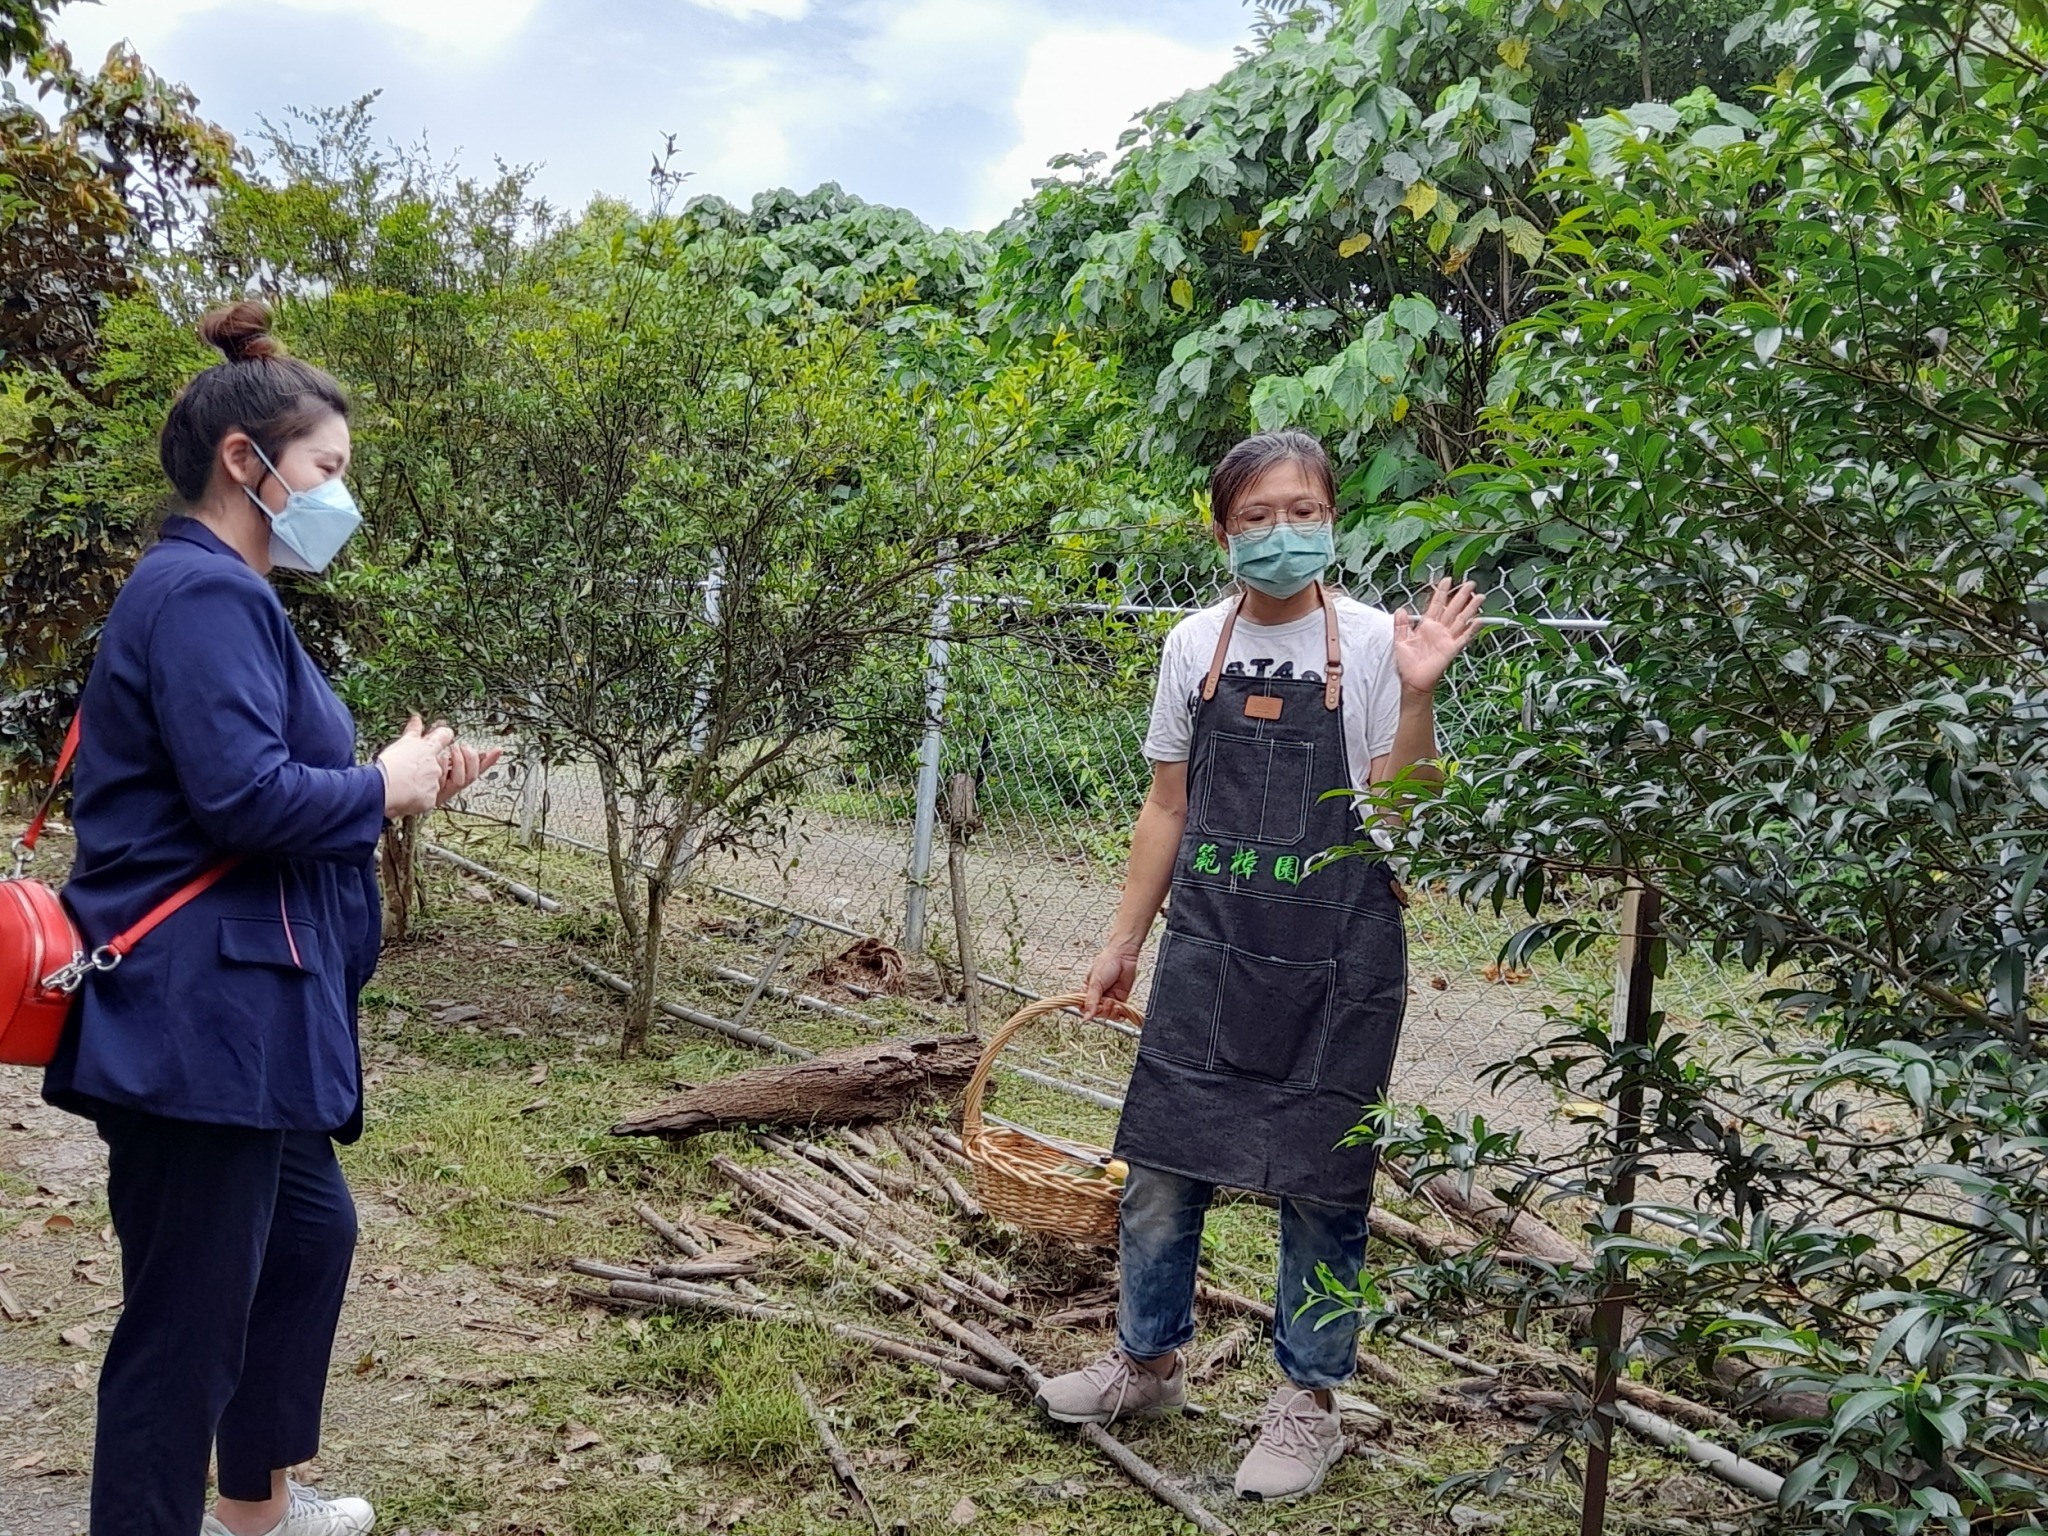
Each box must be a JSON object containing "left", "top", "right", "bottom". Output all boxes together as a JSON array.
[{"left": 1199, "top": 583, "right": 1344, "bottom": 710}]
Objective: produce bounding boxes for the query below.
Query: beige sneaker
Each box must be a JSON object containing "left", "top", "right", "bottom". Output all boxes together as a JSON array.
[
  {"left": 1034, "top": 1350, "right": 1187, "bottom": 1426},
  {"left": 1234, "top": 1386, "right": 1344, "bottom": 1501}
]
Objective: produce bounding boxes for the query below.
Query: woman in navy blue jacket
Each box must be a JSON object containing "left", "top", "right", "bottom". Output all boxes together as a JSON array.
[{"left": 44, "top": 302, "right": 497, "bottom": 1536}]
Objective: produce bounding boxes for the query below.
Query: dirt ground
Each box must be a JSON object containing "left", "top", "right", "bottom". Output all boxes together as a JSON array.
[{"left": 0, "top": 827, "right": 1763, "bottom": 1536}]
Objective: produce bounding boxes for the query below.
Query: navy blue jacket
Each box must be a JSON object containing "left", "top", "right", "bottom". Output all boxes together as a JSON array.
[{"left": 43, "top": 518, "right": 387, "bottom": 1140}]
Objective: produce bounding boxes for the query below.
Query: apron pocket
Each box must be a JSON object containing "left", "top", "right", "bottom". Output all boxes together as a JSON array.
[
  {"left": 1195, "top": 731, "right": 1312, "bottom": 846},
  {"left": 1211, "top": 948, "right": 1338, "bottom": 1089},
  {"left": 1142, "top": 930, "right": 1227, "bottom": 1070}
]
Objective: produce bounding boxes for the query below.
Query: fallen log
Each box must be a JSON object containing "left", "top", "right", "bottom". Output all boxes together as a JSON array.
[{"left": 612, "top": 1035, "right": 983, "bottom": 1139}]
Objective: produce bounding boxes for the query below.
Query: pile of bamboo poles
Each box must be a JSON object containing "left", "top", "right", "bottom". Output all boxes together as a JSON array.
[{"left": 569, "top": 1124, "right": 1240, "bottom": 1536}]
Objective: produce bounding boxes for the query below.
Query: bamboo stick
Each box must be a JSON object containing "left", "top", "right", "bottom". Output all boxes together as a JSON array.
[
  {"left": 922, "top": 1127, "right": 975, "bottom": 1167},
  {"left": 764, "top": 1134, "right": 899, "bottom": 1201},
  {"left": 793, "top": 1371, "right": 885, "bottom": 1534},
  {"left": 576, "top": 956, "right": 814, "bottom": 1060},
  {"left": 925, "top": 1309, "right": 1235, "bottom": 1536},
  {"left": 888, "top": 1127, "right": 984, "bottom": 1221},
  {"left": 422, "top": 842, "right": 563, "bottom": 912},
  {"left": 748, "top": 1161, "right": 1025, "bottom": 1325},
  {"left": 599, "top": 1279, "right": 1012, "bottom": 1393},
  {"left": 716, "top": 1157, "right": 872, "bottom": 1259},
  {"left": 651, "top": 1260, "right": 759, "bottom": 1281},
  {"left": 636, "top": 1202, "right": 708, "bottom": 1259}
]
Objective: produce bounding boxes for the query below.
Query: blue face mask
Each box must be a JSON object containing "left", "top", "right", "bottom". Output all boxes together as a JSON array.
[
  {"left": 243, "top": 442, "right": 362, "bottom": 574},
  {"left": 1227, "top": 521, "right": 1335, "bottom": 600}
]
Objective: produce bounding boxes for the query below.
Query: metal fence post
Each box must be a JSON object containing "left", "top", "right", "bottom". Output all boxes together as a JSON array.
[
  {"left": 1582, "top": 882, "right": 1659, "bottom": 1536},
  {"left": 903, "top": 560, "right": 953, "bottom": 953},
  {"left": 514, "top": 753, "right": 548, "bottom": 849},
  {"left": 690, "top": 554, "right": 726, "bottom": 756}
]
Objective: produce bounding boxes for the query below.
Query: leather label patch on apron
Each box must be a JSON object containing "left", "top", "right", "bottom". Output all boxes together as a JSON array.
[{"left": 1243, "top": 694, "right": 1282, "bottom": 721}]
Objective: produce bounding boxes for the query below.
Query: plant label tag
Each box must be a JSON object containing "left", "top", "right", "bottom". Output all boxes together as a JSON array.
[{"left": 1244, "top": 695, "right": 1282, "bottom": 720}]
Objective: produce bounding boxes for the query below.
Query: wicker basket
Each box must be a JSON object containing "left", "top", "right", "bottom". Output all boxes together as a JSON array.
[{"left": 962, "top": 993, "right": 1142, "bottom": 1245}]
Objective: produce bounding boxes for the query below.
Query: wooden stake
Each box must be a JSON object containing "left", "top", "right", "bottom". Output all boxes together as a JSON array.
[
  {"left": 1584, "top": 884, "right": 1658, "bottom": 1536},
  {"left": 942, "top": 773, "right": 982, "bottom": 1036},
  {"left": 793, "top": 1372, "right": 885, "bottom": 1534}
]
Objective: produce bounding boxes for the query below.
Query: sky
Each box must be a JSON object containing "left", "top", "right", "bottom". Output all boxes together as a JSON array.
[{"left": 46, "top": 0, "right": 1255, "bottom": 232}]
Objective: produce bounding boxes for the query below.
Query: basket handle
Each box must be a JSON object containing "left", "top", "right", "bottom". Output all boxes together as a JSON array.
[{"left": 961, "top": 992, "right": 1144, "bottom": 1142}]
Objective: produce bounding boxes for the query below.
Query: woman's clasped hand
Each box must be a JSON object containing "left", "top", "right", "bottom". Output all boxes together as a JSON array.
[{"left": 375, "top": 714, "right": 502, "bottom": 819}]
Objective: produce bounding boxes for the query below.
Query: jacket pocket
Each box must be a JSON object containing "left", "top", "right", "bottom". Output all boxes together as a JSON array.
[
  {"left": 1195, "top": 731, "right": 1313, "bottom": 846},
  {"left": 218, "top": 916, "right": 321, "bottom": 974}
]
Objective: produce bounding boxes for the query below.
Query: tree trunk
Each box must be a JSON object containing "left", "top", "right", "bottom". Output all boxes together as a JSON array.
[
  {"left": 610, "top": 1034, "right": 983, "bottom": 1138},
  {"left": 378, "top": 814, "right": 422, "bottom": 944},
  {"left": 623, "top": 872, "right": 666, "bottom": 1058}
]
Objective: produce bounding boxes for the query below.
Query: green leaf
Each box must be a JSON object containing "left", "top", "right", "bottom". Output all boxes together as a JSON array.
[{"left": 1500, "top": 216, "right": 1544, "bottom": 261}]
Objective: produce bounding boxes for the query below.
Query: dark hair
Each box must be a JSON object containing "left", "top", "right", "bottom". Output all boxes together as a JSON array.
[
  {"left": 1209, "top": 429, "right": 1337, "bottom": 527},
  {"left": 158, "top": 301, "right": 349, "bottom": 504}
]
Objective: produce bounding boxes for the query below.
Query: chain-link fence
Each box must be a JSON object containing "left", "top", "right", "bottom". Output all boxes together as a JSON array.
[{"left": 463, "top": 565, "right": 1762, "bottom": 1153}]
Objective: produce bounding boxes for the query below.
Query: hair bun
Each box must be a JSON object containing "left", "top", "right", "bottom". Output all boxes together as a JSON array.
[{"left": 196, "top": 300, "right": 287, "bottom": 364}]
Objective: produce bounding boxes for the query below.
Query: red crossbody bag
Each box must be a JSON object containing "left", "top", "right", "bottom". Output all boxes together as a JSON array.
[{"left": 0, "top": 717, "right": 237, "bottom": 1067}]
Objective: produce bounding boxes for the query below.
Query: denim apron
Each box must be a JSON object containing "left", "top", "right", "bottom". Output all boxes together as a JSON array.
[{"left": 1114, "top": 585, "right": 1408, "bottom": 1211}]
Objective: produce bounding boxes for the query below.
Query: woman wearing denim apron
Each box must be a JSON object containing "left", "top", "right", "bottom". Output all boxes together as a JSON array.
[{"left": 1034, "top": 430, "right": 1481, "bottom": 1502}]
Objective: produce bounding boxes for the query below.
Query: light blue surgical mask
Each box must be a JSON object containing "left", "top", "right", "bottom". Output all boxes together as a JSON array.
[
  {"left": 243, "top": 442, "right": 362, "bottom": 574},
  {"left": 1227, "top": 521, "right": 1335, "bottom": 600}
]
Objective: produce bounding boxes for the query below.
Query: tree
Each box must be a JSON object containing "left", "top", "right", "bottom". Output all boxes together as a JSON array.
[
  {"left": 411, "top": 211, "right": 1111, "bottom": 1054},
  {"left": 982, "top": 0, "right": 1780, "bottom": 575},
  {"left": 1320, "top": 0, "right": 2048, "bottom": 1526},
  {"left": 678, "top": 181, "right": 988, "bottom": 324},
  {"left": 0, "top": 37, "right": 233, "bottom": 779}
]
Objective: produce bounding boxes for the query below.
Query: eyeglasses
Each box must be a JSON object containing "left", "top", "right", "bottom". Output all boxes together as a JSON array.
[{"left": 1226, "top": 499, "right": 1334, "bottom": 540}]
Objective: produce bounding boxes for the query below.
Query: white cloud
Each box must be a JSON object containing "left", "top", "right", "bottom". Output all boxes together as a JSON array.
[
  {"left": 855, "top": 0, "right": 1037, "bottom": 110},
  {"left": 972, "top": 26, "right": 1234, "bottom": 227},
  {"left": 54, "top": 0, "right": 543, "bottom": 58},
  {"left": 684, "top": 0, "right": 811, "bottom": 18}
]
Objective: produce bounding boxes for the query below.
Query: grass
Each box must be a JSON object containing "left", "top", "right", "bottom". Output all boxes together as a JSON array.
[{"left": 0, "top": 816, "right": 1773, "bottom": 1536}]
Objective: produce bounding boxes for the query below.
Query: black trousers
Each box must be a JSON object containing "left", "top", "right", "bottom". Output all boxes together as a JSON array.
[{"left": 91, "top": 1106, "right": 357, "bottom": 1536}]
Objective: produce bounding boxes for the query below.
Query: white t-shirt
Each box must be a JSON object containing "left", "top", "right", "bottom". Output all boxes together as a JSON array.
[{"left": 1142, "top": 591, "right": 1404, "bottom": 793}]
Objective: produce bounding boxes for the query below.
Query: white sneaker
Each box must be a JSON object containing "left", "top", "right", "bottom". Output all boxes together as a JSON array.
[{"left": 201, "top": 1481, "right": 375, "bottom": 1536}]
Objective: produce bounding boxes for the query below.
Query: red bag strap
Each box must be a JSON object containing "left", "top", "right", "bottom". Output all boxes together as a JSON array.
[
  {"left": 104, "top": 860, "right": 240, "bottom": 958},
  {"left": 17, "top": 714, "right": 82, "bottom": 860},
  {"left": 23, "top": 712, "right": 242, "bottom": 993}
]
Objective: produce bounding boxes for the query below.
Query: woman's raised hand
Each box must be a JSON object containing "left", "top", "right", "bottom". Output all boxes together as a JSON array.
[
  {"left": 377, "top": 715, "right": 453, "bottom": 819},
  {"left": 1393, "top": 578, "right": 1484, "bottom": 695}
]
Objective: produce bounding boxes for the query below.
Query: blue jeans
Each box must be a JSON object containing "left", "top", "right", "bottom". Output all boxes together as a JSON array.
[{"left": 1115, "top": 1161, "right": 1368, "bottom": 1391}]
